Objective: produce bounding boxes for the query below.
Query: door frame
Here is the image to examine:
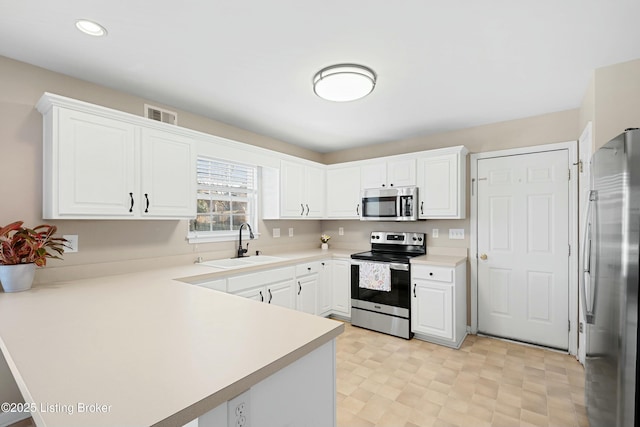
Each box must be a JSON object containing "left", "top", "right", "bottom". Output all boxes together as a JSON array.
[{"left": 470, "top": 141, "right": 579, "bottom": 356}]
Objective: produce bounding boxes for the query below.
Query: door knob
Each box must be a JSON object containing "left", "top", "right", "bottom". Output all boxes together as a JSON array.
[{"left": 480, "top": 254, "right": 488, "bottom": 260}]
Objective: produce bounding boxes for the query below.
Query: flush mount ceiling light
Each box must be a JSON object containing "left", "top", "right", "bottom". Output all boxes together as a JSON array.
[
  {"left": 75, "top": 19, "right": 107, "bottom": 37},
  {"left": 313, "top": 64, "right": 376, "bottom": 102}
]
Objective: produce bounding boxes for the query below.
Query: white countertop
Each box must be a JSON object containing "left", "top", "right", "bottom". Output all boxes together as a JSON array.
[
  {"left": 411, "top": 254, "right": 467, "bottom": 267},
  {"left": 0, "top": 256, "right": 344, "bottom": 427}
]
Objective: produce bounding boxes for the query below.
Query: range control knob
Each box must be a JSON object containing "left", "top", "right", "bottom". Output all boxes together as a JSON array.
[
  {"left": 412, "top": 237, "right": 417, "bottom": 241},
  {"left": 418, "top": 237, "right": 423, "bottom": 241}
]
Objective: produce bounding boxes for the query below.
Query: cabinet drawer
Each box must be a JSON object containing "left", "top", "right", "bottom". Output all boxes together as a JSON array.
[
  {"left": 296, "top": 261, "right": 322, "bottom": 277},
  {"left": 228, "top": 267, "right": 295, "bottom": 293},
  {"left": 412, "top": 265, "right": 453, "bottom": 283}
]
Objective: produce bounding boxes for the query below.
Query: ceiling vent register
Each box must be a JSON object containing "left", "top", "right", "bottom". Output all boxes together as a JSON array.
[{"left": 145, "top": 104, "right": 177, "bottom": 125}]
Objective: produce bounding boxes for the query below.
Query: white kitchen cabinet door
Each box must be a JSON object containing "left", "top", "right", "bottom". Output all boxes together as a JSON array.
[
  {"left": 326, "top": 165, "right": 361, "bottom": 218},
  {"left": 331, "top": 259, "right": 351, "bottom": 318},
  {"left": 296, "top": 275, "right": 318, "bottom": 315},
  {"left": 54, "top": 109, "right": 137, "bottom": 217},
  {"left": 317, "top": 261, "right": 332, "bottom": 316},
  {"left": 360, "top": 162, "right": 386, "bottom": 189},
  {"left": 140, "top": 129, "right": 196, "bottom": 218},
  {"left": 280, "top": 160, "right": 306, "bottom": 217},
  {"left": 267, "top": 280, "right": 295, "bottom": 309},
  {"left": 305, "top": 165, "right": 325, "bottom": 217},
  {"left": 279, "top": 160, "right": 325, "bottom": 218},
  {"left": 412, "top": 279, "right": 453, "bottom": 340},
  {"left": 417, "top": 150, "right": 466, "bottom": 219},
  {"left": 387, "top": 158, "right": 416, "bottom": 187}
]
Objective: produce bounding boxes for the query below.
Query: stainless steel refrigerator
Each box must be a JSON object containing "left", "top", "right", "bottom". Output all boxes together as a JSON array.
[{"left": 583, "top": 128, "right": 639, "bottom": 427}]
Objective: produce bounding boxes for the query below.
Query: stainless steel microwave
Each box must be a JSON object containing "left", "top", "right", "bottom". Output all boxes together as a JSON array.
[{"left": 360, "top": 187, "right": 419, "bottom": 221}]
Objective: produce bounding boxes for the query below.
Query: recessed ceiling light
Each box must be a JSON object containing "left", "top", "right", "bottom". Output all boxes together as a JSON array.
[
  {"left": 75, "top": 19, "right": 107, "bottom": 37},
  {"left": 313, "top": 64, "right": 376, "bottom": 102}
]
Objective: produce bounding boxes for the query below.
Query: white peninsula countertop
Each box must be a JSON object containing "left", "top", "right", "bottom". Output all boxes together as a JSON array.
[{"left": 0, "top": 266, "right": 344, "bottom": 426}]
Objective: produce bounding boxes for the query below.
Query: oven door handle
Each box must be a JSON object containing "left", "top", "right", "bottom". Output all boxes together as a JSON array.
[{"left": 351, "top": 260, "right": 409, "bottom": 271}]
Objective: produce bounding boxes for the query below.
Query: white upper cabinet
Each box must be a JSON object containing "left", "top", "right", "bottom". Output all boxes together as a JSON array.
[
  {"left": 361, "top": 158, "right": 416, "bottom": 189},
  {"left": 417, "top": 146, "right": 468, "bottom": 219},
  {"left": 37, "top": 93, "right": 196, "bottom": 220},
  {"left": 326, "top": 165, "right": 361, "bottom": 219},
  {"left": 279, "top": 160, "right": 325, "bottom": 218}
]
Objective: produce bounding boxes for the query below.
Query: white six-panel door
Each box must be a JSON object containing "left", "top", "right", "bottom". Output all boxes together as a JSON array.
[{"left": 477, "top": 150, "right": 569, "bottom": 349}]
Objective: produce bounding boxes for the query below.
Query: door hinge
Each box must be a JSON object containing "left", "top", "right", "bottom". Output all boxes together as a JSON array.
[
  {"left": 568, "top": 169, "right": 571, "bottom": 180},
  {"left": 568, "top": 320, "right": 571, "bottom": 332},
  {"left": 568, "top": 244, "right": 571, "bottom": 256},
  {"left": 579, "top": 322, "right": 584, "bottom": 333}
]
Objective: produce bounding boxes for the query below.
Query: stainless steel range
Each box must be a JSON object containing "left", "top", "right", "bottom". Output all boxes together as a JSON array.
[{"left": 350, "top": 231, "right": 426, "bottom": 339}]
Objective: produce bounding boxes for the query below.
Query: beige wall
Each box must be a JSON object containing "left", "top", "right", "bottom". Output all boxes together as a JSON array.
[
  {"left": 323, "top": 109, "right": 579, "bottom": 164},
  {"left": 592, "top": 58, "right": 640, "bottom": 149}
]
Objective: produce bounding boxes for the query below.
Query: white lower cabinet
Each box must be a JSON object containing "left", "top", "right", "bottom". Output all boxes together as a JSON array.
[
  {"left": 192, "top": 258, "right": 349, "bottom": 318},
  {"left": 195, "top": 340, "right": 336, "bottom": 427},
  {"left": 411, "top": 263, "right": 467, "bottom": 348},
  {"left": 331, "top": 259, "right": 351, "bottom": 319}
]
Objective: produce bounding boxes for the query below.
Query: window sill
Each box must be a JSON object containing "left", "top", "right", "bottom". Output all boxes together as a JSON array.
[{"left": 187, "top": 232, "right": 260, "bottom": 244}]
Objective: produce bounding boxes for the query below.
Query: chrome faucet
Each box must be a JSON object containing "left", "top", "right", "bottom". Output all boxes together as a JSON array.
[{"left": 237, "top": 222, "right": 255, "bottom": 258}]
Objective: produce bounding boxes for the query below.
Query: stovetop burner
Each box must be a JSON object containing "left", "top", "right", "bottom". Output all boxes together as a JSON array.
[{"left": 351, "top": 231, "right": 426, "bottom": 263}]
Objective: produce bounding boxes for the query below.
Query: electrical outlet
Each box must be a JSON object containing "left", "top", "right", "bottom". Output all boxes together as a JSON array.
[
  {"left": 63, "top": 235, "right": 78, "bottom": 253},
  {"left": 273, "top": 228, "right": 280, "bottom": 238},
  {"left": 227, "top": 389, "right": 251, "bottom": 427},
  {"left": 432, "top": 229, "right": 439, "bottom": 238},
  {"left": 288, "top": 227, "right": 294, "bottom": 237},
  {"left": 339, "top": 227, "right": 344, "bottom": 236},
  {"left": 449, "top": 229, "right": 465, "bottom": 240}
]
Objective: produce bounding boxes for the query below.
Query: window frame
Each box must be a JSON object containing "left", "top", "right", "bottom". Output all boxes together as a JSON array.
[{"left": 187, "top": 156, "right": 259, "bottom": 244}]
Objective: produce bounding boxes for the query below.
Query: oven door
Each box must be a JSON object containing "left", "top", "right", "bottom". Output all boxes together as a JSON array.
[{"left": 350, "top": 261, "right": 410, "bottom": 309}]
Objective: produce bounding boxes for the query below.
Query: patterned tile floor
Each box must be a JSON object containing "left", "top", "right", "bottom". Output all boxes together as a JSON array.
[{"left": 336, "top": 322, "right": 589, "bottom": 427}]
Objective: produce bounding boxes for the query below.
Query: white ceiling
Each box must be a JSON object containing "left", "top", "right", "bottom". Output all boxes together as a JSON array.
[{"left": 2, "top": 1, "right": 640, "bottom": 153}]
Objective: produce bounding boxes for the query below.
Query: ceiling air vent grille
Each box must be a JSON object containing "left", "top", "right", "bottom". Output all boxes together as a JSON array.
[{"left": 144, "top": 104, "right": 177, "bottom": 125}]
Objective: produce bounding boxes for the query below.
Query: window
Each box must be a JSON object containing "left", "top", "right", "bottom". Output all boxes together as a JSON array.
[{"left": 188, "top": 157, "right": 258, "bottom": 242}]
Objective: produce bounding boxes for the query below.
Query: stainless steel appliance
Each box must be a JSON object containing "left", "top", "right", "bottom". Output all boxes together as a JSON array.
[
  {"left": 360, "top": 186, "right": 419, "bottom": 221},
  {"left": 582, "top": 128, "right": 638, "bottom": 427},
  {"left": 351, "top": 231, "right": 426, "bottom": 339}
]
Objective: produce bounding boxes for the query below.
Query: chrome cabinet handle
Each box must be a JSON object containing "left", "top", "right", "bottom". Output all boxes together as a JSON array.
[
  {"left": 268, "top": 289, "right": 272, "bottom": 304},
  {"left": 300, "top": 203, "right": 304, "bottom": 215},
  {"left": 298, "top": 281, "right": 302, "bottom": 295},
  {"left": 144, "top": 193, "right": 149, "bottom": 213},
  {"left": 420, "top": 201, "right": 424, "bottom": 215},
  {"left": 306, "top": 204, "right": 310, "bottom": 216},
  {"left": 356, "top": 204, "right": 360, "bottom": 215},
  {"left": 129, "top": 192, "right": 134, "bottom": 213},
  {"left": 259, "top": 291, "right": 264, "bottom": 302},
  {"left": 413, "top": 283, "right": 416, "bottom": 297}
]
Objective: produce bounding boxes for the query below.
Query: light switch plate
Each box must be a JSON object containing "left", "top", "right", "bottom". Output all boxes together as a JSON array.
[
  {"left": 449, "top": 229, "right": 465, "bottom": 240},
  {"left": 288, "top": 227, "right": 294, "bottom": 237},
  {"left": 432, "top": 229, "right": 439, "bottom": 238},
  {"left": 273, "top": 228, "right": 280, "bottom": 238},
  {"left": 339, "top": 227, "right": 344, "bottom": 236},
  {"left": 63, "top": 235, "right": 78, "bottom": 253}
]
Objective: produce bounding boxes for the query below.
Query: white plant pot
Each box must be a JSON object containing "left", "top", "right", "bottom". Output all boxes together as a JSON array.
[
  {"left": 321, "top": 243, "right": 329, "bottom": 250},
  {"left": 0, "top": 263, "right": 36, "bottom": 292}
]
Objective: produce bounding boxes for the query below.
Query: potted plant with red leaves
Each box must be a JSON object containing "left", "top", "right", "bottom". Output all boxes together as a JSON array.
[{"left": 0, "top": 221, "right": 67, "bottom": 292}]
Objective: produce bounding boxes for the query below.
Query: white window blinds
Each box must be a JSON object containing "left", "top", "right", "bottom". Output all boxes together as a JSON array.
[{"left": 189, "top": 157, "right": 258, "bottom": 236}]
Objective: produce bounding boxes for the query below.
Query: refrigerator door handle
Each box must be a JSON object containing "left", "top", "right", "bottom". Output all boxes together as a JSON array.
[{"left": 581, "top": 190, "right": 597, "bottom": 324}]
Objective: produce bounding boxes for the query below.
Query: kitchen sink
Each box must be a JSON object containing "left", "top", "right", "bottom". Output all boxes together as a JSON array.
[{"left": 199, "top": 255, "right": 285, "bottom": 269}]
